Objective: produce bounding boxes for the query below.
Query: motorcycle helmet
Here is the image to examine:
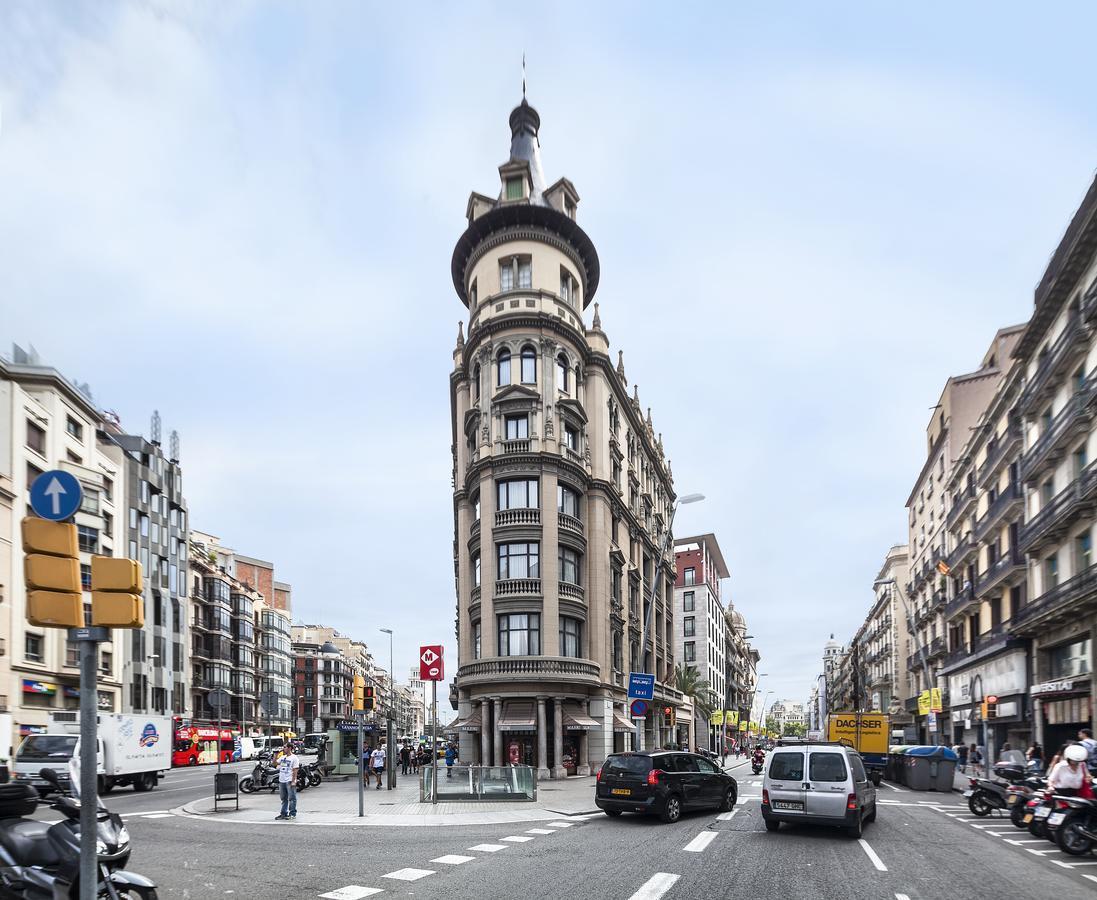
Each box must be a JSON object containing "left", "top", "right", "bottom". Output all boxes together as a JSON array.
[{"left": 1065, "top": 743, "right": 1089, "bottom": 762}]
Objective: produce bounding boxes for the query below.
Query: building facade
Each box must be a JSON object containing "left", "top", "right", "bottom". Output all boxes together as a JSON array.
[
  {"left": 450, "top": 97, "right": 683, "bottom": 779},
  {"left": 866, "top": 545, "right": 911, "bottom": 723}
]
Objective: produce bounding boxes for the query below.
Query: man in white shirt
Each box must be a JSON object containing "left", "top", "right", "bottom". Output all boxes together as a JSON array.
[
  {"left": 370, "top": 743, "right": 387, "bottom": 790},
  {"left": 1078, "top": 729, "right": 1097, "bottom": 770},
  {"left": 275, "top": 748, "right": 300, "bottom": 820}
]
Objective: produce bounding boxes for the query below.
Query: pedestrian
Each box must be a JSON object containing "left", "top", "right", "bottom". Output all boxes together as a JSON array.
[
  {"left": 410, "top": 745, "right": 420, "bottom": 775},
  {"left": 1027, "top": 742, "right": 1045, "bottom": 774},
  {"left": 400, "top": 743, "right": 411, "bottom": 776},
  {"left": 969, "top": 743, "right": 982, "bottom": 778},
  {"left": 445, "top": 742, "right": 457, "bottom": 778},
  {"left": 370, "top": 742, "right": 387, "bottom": 790},
  {"left": 957, "top": 743, "right": 969, "bottom": 773},
  {"left": 1079, "top": 728, "right": 1097, "bottom": 771},
  {"left": 1048, "top": 743, "right": 1093, "bottom": 797},
  {"left": 275, "top": 743, "right": 299, "bottom": 821}
]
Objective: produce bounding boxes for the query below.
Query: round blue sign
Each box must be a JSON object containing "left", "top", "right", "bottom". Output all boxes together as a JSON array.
[
  {"left": 630, "top": 699, "right": 648, "bottom": 718},
  {"left": 29, "top": 470, "right": 83, "bottom": 521}
]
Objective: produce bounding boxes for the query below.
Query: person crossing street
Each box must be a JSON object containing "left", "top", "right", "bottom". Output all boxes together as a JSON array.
[{"left": 370, "top": 742, "right": 387, "bottom": 790}]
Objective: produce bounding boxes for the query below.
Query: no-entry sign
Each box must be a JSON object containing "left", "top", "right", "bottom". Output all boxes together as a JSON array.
[{"left": 420, "top": 645, "right": 444, "bottom": 681}]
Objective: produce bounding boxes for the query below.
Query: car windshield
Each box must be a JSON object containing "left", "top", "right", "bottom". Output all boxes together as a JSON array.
[
  {"left": 602, "top": 755, "right": 652, "bottom": 776},
  {"left": 18, "top": 735, "right": 78, "bottom": 761}
]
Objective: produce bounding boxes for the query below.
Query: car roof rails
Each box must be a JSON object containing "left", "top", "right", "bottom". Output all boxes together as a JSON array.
[{"left": 775, "top": 738, "right": 847, "bottom": 747}]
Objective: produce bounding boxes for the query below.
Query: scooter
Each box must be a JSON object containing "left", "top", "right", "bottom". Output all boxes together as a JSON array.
[
  {"left": 238, "top": 761, "right": 279, "bottom": 794},
  {"left": 1005, "top": 776, "right": 1047, "bottom": 828},
  {"left": 304, "top": 762, "right": 323, "bottom": 788},
  {"left": 1056, "top": 795, "right": 1097, "bottom": 856},
  {"left": 965, "top": 762, "right": 1033, "bottom": 817},
  {"left": 751, "top": 756, "right": 764, "bottom": 776},
  {"left": 0, "top": 768, "right": 158, "bottom": 899}
]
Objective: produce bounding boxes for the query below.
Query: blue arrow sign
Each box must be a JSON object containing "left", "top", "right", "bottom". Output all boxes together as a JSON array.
[
  {"left": 628, "top": 672, "right": 655, "bottom": 701},
  {"left": 29, "top": 470, "right": 82, "bottom": 521}
]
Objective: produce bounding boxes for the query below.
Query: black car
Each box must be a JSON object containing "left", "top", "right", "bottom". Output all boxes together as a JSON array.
[{"left": 595, "top": 751, "right": 737, "bottom": 823}]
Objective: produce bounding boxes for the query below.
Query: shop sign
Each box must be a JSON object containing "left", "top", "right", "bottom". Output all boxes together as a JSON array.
[
  {"left": 62, "top": 686, "right": 80, "bottom": 699},
  {"left": 1031, "top": 679, "right": 1077, "bottom": 696},
  {"left": 709, "top": 710, "right": 724, "bottom": 725},
  {"left": 22, "top": 679, "right": 56, "bottom": 696},
  {"left": 948, "top": 650, "right": 1027, "bottom": 704},
  {"left": 917, "top": 690, "right": 931, "bottom": 715}
]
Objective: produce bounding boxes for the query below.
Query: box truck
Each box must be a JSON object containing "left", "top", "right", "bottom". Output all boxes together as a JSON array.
[
  {"left": 827, "top": 712, "right": 888, "bottom": 785},
  {"left": 12, "top": 712, "right": 172, "bottom": 794}
]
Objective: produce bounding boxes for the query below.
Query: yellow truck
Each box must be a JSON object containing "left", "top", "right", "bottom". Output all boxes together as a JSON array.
[{"left": 827, "top": 712, "right": 888, "bottom": 784}]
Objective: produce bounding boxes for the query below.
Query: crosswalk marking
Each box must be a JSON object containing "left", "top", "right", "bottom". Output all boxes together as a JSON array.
[
  {"left": 546, "top": 821, "right": 574, "bottom": 827},
  {"left": 468, "top": 844, "right": 508, "bottom": 852},
  {"left": 319, "top": 888, "right": 383, "bottom": 900},
  {"left": 431, "top": 855, "right": 475, "bottom": 865},
  {"left": 381, "top": 868, "right": 434, "bottom": 882},
  {"left": 501, "top": 835, "right": 534, "bottom": 843}
]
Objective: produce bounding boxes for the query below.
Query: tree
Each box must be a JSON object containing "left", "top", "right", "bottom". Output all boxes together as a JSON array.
[
  {"left": 674, "top": 664, "right": 714, "bottom": 721},
  {"left": 782, "top": 722, "right": 807, "bottom": 738}
]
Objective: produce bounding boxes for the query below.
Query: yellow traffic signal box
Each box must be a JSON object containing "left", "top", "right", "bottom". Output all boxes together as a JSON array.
[
  {"left": 353, "top": 675, "right": 365, "bottom": 711},
  {"left": 91, "top": 557, "right": 144, "bottom": 628},
  {"left": 22, "top": 517, "right": 83, "bottom": 628}
]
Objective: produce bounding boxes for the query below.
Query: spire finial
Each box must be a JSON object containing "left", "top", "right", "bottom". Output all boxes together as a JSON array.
[
  {"left": 456, "top": 321, "right": 465, "bottom": 349},
  {"left": 616, "top": 350, "right": 626, "bottom": 383},
  {"left": 522, "top": 53, "right": 526, "bottom": 100},
  {"left": 592, "top": 302, "right": 601, "bottom": 330}
]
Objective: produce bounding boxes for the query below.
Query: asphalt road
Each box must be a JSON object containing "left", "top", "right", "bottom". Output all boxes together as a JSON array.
[{"left": 96, "top": 763, "right": 1097, "bottom": 900}]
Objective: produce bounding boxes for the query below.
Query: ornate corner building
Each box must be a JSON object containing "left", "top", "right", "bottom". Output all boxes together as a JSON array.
[{"left": 449, "top": 98, "right": 682, "bottom": 778}]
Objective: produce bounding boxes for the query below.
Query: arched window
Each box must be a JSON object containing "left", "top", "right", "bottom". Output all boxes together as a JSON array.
[
  {"left": 520, "top": 346, "right": 536, "bottom": 384},
  {"left": 556, "top": 354, "right": 569, "bottom": 393},
  {"left": 473, "top": 364, "right": 481, "bottom": 400},
  {"left": 497, "top": 349, "right": 511, "bottom": 387}
]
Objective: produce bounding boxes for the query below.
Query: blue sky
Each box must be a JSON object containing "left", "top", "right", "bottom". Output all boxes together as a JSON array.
[{"left": 2, "top": 1, "right": 1096, "bottom": 709}]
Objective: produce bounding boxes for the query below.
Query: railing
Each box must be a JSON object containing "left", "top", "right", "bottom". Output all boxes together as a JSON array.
[
  {"left": 974, "top": 482, "right": 1023, "bottom": 541},
  {"left": 1013, "top": 563, "right": 1097, "bottom": 631},
  {"left": 558, "top": 512, "right": 584, "bottom": 535},
  {"left": 563, "top": 446, "right": 584, "bottom": 465},
  {"left": 494, "top": 578, "right": 542, "bottom": 597},
  {"left": 502, "top": 439, "right": 530, "bottom": 454},
  {"left": 927, "top": 637, "right": 947, "bottom": 659},
  {"left": 946, "top": 534, "right": 975, "bottom": 571},
  {"left": 977, "top": 422, "right": 1022, "bottom": 487},
  {"left": 1018, "top": 313, "right": 1086, "bottom": 413},
  {"left": 495, "top": 508, "right": 540, "bottom": 527},
  {"left": 471, "top": 518, "right": 481, "bottom": 538},
  {"left": 975, "top": 550, "right": 1024, "bottom": 597},
  {"left": 421, "top": 765, "right": 536, "bottom": 803},
  {"left": 945, "top": 586, "right": 974, "bottom": 619},
  {"left": 1019, "top": 463, "right": 1097, "bottom": 552},
  {"left": 558, "top": 581, "right": 584, "bottom": 601},
  {"left": 1021, "top": 386, "right": 1097, "bottom": 482},
  {"left": 470, "top": 585, "right": 481, "bottom": 605},
  {"left": 946, "top": 483, "right": 977, "bottom": 529},
  {"left": 456, "top": 656, "right": 600, "bottom": 681}
]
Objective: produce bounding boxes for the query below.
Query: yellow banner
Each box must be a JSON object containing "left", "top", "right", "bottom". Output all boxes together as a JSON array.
[
  {"left": 917, "top": 690, "right": 931, "bottom": 716},
  {"left": 709, "top": 710, "right": 724, "bottom": 725},
  {"left": 725, "top": 711, "right": 739, "bottom": 726},
  {"left": 749, "top": 720, "right": 759, "bottom": 731},
  {"left": 929, "top": 688, "right": 943, "bottom": 713}
]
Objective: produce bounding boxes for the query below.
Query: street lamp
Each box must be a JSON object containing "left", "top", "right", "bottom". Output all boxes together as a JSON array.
[
  {"left": 635, "top": 492, "right": 704, "bottom": 752},
  {"left": 380, "top": 628, "right": 395, "bottom": 789}
]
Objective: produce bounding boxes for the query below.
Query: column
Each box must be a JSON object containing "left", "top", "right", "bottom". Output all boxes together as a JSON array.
[
  {"left": 552, "top": 699, "right": 566, "bottom": 779},
  {"left": 535, "top": 697, "right": 550, "bottom": 780},
  {"left": 480, "top": 698, "right": 490, "bottom": 765},
  {"left": 493, "top": 697, "right": 504, "bottom": 768},
  {"left": 577, "top": 700, "right": 590, "bottom": 776}
]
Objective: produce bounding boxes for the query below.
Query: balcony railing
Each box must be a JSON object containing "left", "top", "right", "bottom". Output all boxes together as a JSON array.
[
  {"left": 946, "top": 484, "right": 977, "bottom": 530},
  {"left": 974, "top": 482, "right": 1023, "bottom": 541},
  {"left": 1019, "top": 463, "right": 1097, "bottom": 553},
  {"left": 456, "top": 656, "right": 600, "bottom": 683},
  {"left": 977, "top": 422, "right": 1023, "bottom": 487},
  {"left": 944, "top": 585, "right": 974, "bottom": 619},
  {"left": 946, "top": 534, "right": 975, "bottom": 572},
  {"left": 926, "top": 636, "right": 947, "bottom": 660},
  {"left": 470, "top": 518, "right": 481, "bottom": 538},
  {"left": 1018, "top": 313, "right": 1086, "bottom": 414},
  {"left": 470, "top": 585, "right": 481, "bottom": 605},
  {"left": 1020, "top": 385, "right": 1097, "bottom": 483},
  {"left": 502, "top": 439, "right": 530, "bottom": 454},
  {"left": 495, "top": 508, "right": 540, "bottom": 527},
  {"left": 495, "top": 578, "right": 542, "bottom": 598},
  {"left": 558, "top": 512, "right": 584, "bottom": 535},
  {"left": 1012, "top": 562, "right": 1097, "bottom": 634},
  {"left": 558, "top": 581, "right": 584, "bottom": 601},
  {"left": 975, "top": 550, "right": 1025, "bottom": 597}
]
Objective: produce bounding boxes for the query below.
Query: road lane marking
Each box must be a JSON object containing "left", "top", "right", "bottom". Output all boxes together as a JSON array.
[
  {"left": 858, "top": 839, "right": 888, "bottom": 872},
  {"left": 141, "top": 813, "right": 175, "bottom": 819},
  {"left": 501, "top": 835, "right": 534, "bottom": 843},
  {"left": 627, "top": 873, "right": 680, "bottom": 900},
  {"left": 526, "top": 828, "right": 555, "bottom": 834},
  {"left": 319, "top": 888, "right": 383, "bottom": 899},
  {"left": 896, "top": 894, "right": 911, "bottom": 900},
  {"left": 1005, "top": 839, "right": 1050, "bottom": 845},
  {"left": 1025, "top": 848, "right": 1062, "bottom": 855},
  {"left": 546, "top": 821, "right": 574, "bottom": 827},
  {"left": 571, "top": 812, "right": 605, "bottom": 820},
  {"left": 683, "top": 831, "right": 718, "bottom": 852},
  {"left": 382, "top": 868, "right": 434, "bottom": 881},
  {"left": 468, "top": 844, "right": 508, "bottom": 852},
  {"left": 717, "top": 810, "right": 737, "bottom": 821},
  {"left": 1084, "top": 875, "right": 1097, "bottom": 884},
  {"left": 431, "top": 855, "right": 475, "bottom": 865}
]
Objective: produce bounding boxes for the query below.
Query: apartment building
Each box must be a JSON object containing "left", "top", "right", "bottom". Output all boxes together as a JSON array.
[
  {"left": 450, "top": 96, "right": 683, "bottom": 779},
  {"left": 866, "top": 545, "right": 912, "bottom": 723},
  {"left": 0, "top": 347, "right": 125, "bottom": 746},
  {"left": 768, "top": 700, "right": 806, "bottom": 733},
  {"left": 673, "top": 534, "right": 730, "bottom": 751}
]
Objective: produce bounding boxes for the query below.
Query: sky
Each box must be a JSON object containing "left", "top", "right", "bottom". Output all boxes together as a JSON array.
[{"left": 2, "top": 1, "right": 1097, "bottom": 711}]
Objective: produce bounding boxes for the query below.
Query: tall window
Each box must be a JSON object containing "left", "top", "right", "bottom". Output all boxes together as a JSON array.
[
  {"left": 474, "top": 622, "right": 481, "bottom": 659},
  {"left": 684, "top": 567, "right": 696, "bottom": 586},
  {"left": 683, "top": 616, "right": 695, "bottom": 637},
  {"left": 505, "top": 415, "right": 528, "bottom": 440},
  {"left": 473, "top": 364, "right": 481, "bottom": 400},
  {"left": 1076, "top": 532, "right": 1092, "bottom": 572},
  {"left": 500, "top": 260, "right": 514, "bottom": 291},
  {"left": 472, "top": 554, "right": 481, "bottom": 586},
  {"left": 683, "top": 591, "right": 695, "bottom": 611},
  {"left": 498, "top": 478, "right": 538, "bottom": 509},
  {"left": 497, "top": 349, "right": 511, "bottom": 386},
  {"left": 505, "top": 177, "right": 523, "bottom": 200},
  {"left": 1045, "top": 553, "right": 1059, "bottom": 590},
  {"left": 498, "top": 613, "right": 540, "bottom": 656},
  {"left": 558, "top": 484, "right": 580, "bottom": 517},
  {"left": 557, "top": 354, "right": 569, "bottom": 393},
  {"left": 518, "top": 258, "right": 532, "bottom": 289},
  {"left": 684, "top": 641, "right": 695, "bottom": 663},
  {"left": 560, "top": 617, "right": 582, "bottom": 658},
  {"left": 559, "top": 547, "right": 581, "bottom": 585},
  {"left": 520, "top": 346, "right": 536, "bottom": 384},
  {"left": 25, "top": 420, "right": 45, "bottom": 454},
  {"left": 498, "top": 542, "right": 540, "bottom": 579},
  {"left": 563, "top": 424, "right": 578, "bottom": 451},
  {"left": 25, "top": 633, "right": 43, "bottom": 662}
]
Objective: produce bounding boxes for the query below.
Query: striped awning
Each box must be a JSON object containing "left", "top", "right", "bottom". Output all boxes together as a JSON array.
[
  {"left": 562, "top": 703, "right": 600, "bottom": 731},
  {"left": 459, "top": 709, "right": 483, "bottom": 732},
  {"left": 498, "top": 701, "right": 537, "bottom": 732},
  {"left": 612, "top": 712, "right": 636, "bottom": 733},
  {"left": 445, "top": 716, "right": 465, "bottom": 733}
]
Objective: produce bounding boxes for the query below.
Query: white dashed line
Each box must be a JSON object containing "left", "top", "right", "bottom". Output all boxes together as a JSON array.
[
  {"left": 501, "top": 835, "right": 535, "bottom": 843},
  {"left": 1006, "top": 839, "right": 1050, "bottom": 845},
  {"left": 1084, "top": 875, "right": 1097, "bottom": 884},
  {"left": 547, "top": 821, "right": 574, "bottom": 827},
  {"left": 526, "top": 828, "right": 555, "bottom": 834},
  {"left": 683, "top": 831, "right": 718, "bottom": 853},
  {"left": 381, "top": 868, "right": 434, "bottom": 881},
  {"left": 431, "top": 855, "right": 475, "bottom": 865},
  {"left": 468, "top": 844, "right": 508, "bottom": 852},
  {"left": 717, "top": 810, "right": 737, "bottom": 821},
  {"left": 141, "top": 813, "right": 174, "bottom": 819},
  {"left": 896, "top": 894, "right": 911, "bottom": 900},
  {"left": 571, "top": 812, "right": 605, "bottom": 820},
  {"left": 858, "top": 839, "right": 888, "bottom": 872},
  {"left": 627, "top": 873, "right": 681, "bottom": 900},
  {"left": 319, "top": 888, "right": 383, "bottom": 900}
]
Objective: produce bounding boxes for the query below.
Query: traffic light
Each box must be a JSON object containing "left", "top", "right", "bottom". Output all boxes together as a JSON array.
[
  {"left": 91, "top": 557, "right": 143, "bottom": 628},
  {"left": 22, "top": 517, "right": 83, "bottom": 627},
  {"left": 663, "top": 706, "right": 675, "bottom": 727},
  {"left": 353, "top": 675, "right": 365, "bottom": 711},
  {"left": 985, "top": 695, "right": 998, "bottom": 720},
  {"left": 364, "top": 685, "right": 375, "bottom": 712}
]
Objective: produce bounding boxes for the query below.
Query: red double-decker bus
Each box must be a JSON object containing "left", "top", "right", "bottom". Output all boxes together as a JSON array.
[{"left": 172, "top": 723, "right": 236, "bottom": 767}]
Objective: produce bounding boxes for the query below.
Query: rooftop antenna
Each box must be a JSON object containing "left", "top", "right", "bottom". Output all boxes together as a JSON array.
[
  {"left": 522, "top": 53, "right": 526, "bottom": 99},
  {"left": 151, "top": 410, "right": 162, "bottom": 445},
  {"left": 169, "top": 429, "right": 180, "bottom": 463}
]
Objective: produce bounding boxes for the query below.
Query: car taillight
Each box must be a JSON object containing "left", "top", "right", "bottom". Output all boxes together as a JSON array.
[
  {"left": 847, "top": 793, "right": 858, "bottom": 811},
  {"left": 1057, "top": 800, "right": 1070, "bottom": 809},
  {"left": 596, "top": 768, "right": 603, "bottom": 783},
  {"left": 969, "top": 778, "right": 977, "bottom": 787},
  {"left": 647, "top": 769, "right": 662, "bottom": 786},
  {"left": 762, "top": 788, "right": 770, "bottom": 805}
]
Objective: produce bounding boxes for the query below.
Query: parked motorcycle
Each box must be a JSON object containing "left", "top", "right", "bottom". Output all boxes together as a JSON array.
[
  {"left": 1056, "top": 795, "right": 1097, "bottom": 855},
  {"left": 0, "top": 768, "right": 159, "bottom": 899},
  {"left": 239, "top": 761, "right": 279, "bottom": 794},
  {"left": 965, "top": 760, "right": 1035, "bottom": 817},
  {"left": 305, "top": 762, "right": 323, "bottom": 787},
  {"left": 1006, "top": 776, "right": 1047, "bottom": 829}
]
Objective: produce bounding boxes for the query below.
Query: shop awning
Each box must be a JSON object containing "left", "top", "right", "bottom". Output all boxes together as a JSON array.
[
  {"left": 612, "top": 713, "right": 636, "bottom": 733},
  {"left": 445, "top": 716, "right": 465, "bottom": 733},
  {"left": 498, "top": 701, "right": 537, "bottom": 732},
  {"left": 459, "top": 709, "right": 483, "bottom": 732},
  {"left": 562, "top": 704, "right": 600, "bottom": 731}
]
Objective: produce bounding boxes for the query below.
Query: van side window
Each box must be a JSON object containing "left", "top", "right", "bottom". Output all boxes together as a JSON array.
[
  {"left": 769, "top": 752, "right": 804, "bottom": 781},
  {"left": 809, "top": 752, "right": 847, "bottom": 783},
  {"left": 848, "top": 753, "right": 868, "bottom": 783}
]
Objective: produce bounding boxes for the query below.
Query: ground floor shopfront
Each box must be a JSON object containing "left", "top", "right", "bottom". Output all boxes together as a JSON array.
[
  {"left": 1029, "top": 618, "right": 1093, "bottom": 754},
  {"left": 946, "top": 644, "right": 1030, "bottom": 762}
]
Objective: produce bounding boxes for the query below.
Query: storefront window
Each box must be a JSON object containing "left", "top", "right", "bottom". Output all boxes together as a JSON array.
[{"left": 1048, "top": 638, "right": 1091, "bottom": 679}]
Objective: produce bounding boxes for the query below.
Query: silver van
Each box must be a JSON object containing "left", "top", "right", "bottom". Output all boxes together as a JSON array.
[{"left": 761, "top": 740, "right": 877, "bottom": 837}]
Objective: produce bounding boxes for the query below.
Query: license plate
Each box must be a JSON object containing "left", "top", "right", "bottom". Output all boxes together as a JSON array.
[
  {"left": 962, "top": 790, "right": 974, "bottom": 797},
  {"left": 1006, "top": 795, "right": 1018, "bottom": 805},
  {"left": 1049, "top": 812, "right": 1065, "bottom": 826},
  {"left": 1023, "top": 813, "right": 1034, "bottom": 823},
  {"left": 611, "top": 788, "right": 631, "bottom": 796},
  {"left": 773, "top": 801, "right": 804, "bottom": 811},
  {"left": 1036, "top": 807, "right": 1051, "bottom": 819}
]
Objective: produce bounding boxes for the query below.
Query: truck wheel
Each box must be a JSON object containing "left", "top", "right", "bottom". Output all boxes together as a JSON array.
[
  {"left": 870, "top": 772, "right": 881, "bottom": 786},
  {"left": 134, "top": 773, "right": 156, "bottom": 792},
  {"left": 101, "top": 778, "right": 114, "bottom": 794}
]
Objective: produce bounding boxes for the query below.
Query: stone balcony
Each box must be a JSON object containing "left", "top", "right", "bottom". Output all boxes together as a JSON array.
[
  {"left": 558, "top": 581, "right": 584, "bottom": 601},
  {"left": 456, "top": 656, "right": 601, "bottom": 687},
  {"left": 558, "top": 512, "right": 584, "bottom": 535},
  {"left": 495, "top": 578, "right": 542, "bottom": 598},
  {"left": 495, "top": 508, "right": 540, "bottom": 528}
]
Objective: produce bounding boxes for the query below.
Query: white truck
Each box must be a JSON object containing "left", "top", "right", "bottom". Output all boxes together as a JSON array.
[{"left": 12, "top": 712, "right": 172, "bottom": 794}]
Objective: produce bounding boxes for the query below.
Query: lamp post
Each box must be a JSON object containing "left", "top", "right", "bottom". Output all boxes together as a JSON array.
[
  {"left": 380, "top": 628, "right": 395, "bottom": 789},
  {"left": 744, "top": 674, "right": 768, "bottom": 744},
  {"left": 634, "top": 492, "right": 704, "bottom": 752},
  {"left": 875, "top": 577, "right": 937, "bottom": 745}
]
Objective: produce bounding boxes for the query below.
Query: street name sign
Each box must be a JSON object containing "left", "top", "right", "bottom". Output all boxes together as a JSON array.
[
  {"left": 627, "top": 672, "right": 655, "bottom": 700},
  {"left": 30, "top": 470, "right": 82, "bottom": 521}
]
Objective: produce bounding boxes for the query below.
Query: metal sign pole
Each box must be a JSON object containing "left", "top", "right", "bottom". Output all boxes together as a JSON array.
[
  {"left": 432, "top": 680, "right": 438, "bottom": 806},
  {"left": 357, "top": 714, "right": 364, "bottom": 817},
  {"left": 75, "top": 628, "right": 108, "bottom": 900}
]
